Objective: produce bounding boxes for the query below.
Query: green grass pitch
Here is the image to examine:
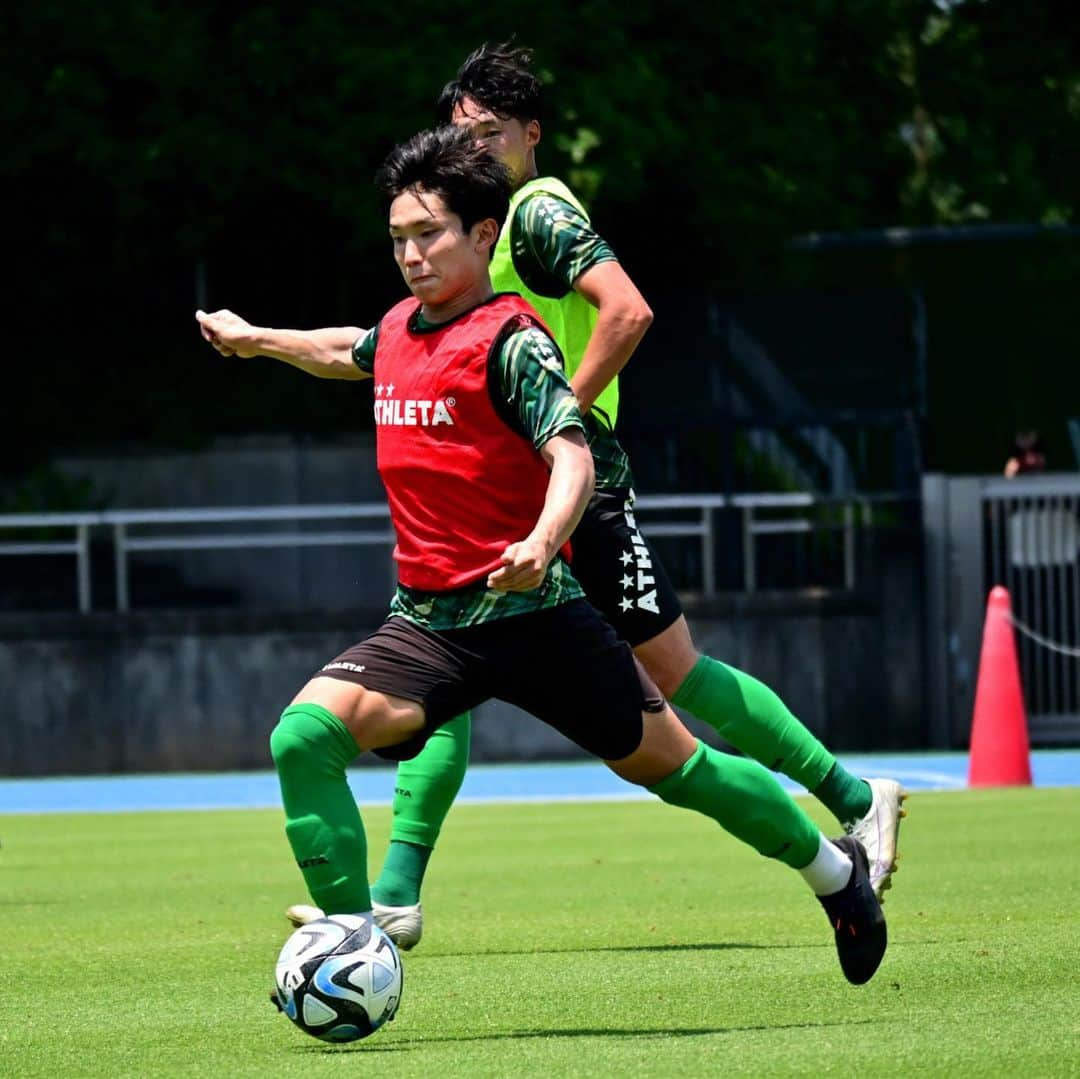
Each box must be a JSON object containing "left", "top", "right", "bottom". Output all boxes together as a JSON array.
[{"left": 2, "top": 787, "right": 1078, "bottom": 1077}]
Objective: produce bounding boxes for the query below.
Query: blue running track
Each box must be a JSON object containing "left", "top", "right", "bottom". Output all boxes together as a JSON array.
[{"left": 0, "top": 751, "right": 1077, "bottom": 815}]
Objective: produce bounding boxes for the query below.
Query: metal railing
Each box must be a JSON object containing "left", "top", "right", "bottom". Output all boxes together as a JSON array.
[
  {"left": 632, "top": 492, "right": 870, "bottom": 593},
  {"left": 100, "top": 505, "right": 396, "bottom": 612},
  {"left": 0, "top": 492, "right": 894, "bottom": 612},
  {"left": 982, "top": 474, "right": 1080, "bottom": 743},
  {"left": 0, "top": 512, "right": 97, "bottom": 612}
]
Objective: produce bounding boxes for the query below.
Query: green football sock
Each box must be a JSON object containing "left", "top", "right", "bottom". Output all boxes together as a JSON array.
[
  {"left": 671, "top": 656, "right": 871, "bottom": 825},
  {"left": 649, "top": 740, "right": 821, "bottom": 869},
  {"left": 270, "top": 702, "right": 370, "bottom": 914},
  {"left": 371, "top": 711, "right": 471, "bottom": 907},
  {"left": 811, "top": 762, "right": 873, "bottom": 827},
  {"left": 371, "top": 842, "right": 432, "bottom": 907}
]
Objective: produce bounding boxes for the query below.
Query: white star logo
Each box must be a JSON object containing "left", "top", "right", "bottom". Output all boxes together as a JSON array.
[
  {"left": 385, "top": 382, "right": 395, "bottom": 396},
  {"left": 620, "top": 574, "right": 634, "bottom": 590},
  {"left": 620, "top": 551, "right": 633, "bottom": 566},
  {"left": 620, "top": 597, "right": 634, "bottom": 612},
  {"left": 374, "top": 383, "right": 384, "bottom": 396}
]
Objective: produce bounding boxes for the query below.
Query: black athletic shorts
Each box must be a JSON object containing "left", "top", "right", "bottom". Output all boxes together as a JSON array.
[
  {"left": 570, "top": 487, "right": 683, "bottom": 648},
  {"left": 317, "top": 598, "right": 665, "bottom": 762}
]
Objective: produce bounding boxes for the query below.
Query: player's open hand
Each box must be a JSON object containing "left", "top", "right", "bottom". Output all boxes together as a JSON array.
[
  {"left": 195, "top": 309, "right": 260, "bottom": 358},
  {"left": 488, "top": 538, "right": 550, "bottom": 592}
]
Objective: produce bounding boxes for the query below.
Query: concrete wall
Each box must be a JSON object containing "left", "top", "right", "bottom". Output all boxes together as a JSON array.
[
  {"left": 0, "top": 555, "right": 926, "bottom": 777},
  {"left": 2, "top": 439, "right": 927, "bottom": 775}
]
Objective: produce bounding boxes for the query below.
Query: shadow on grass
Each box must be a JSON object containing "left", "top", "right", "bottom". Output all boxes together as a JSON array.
[
  {"left": 293, "top": 1018, "right": 879, "bottom": 1054},
  {"left": 419, "top": 940, "right": 789, "bottom": 959},
  {"left": 416, "top": 936, "right": 966, "bottom": 960}
]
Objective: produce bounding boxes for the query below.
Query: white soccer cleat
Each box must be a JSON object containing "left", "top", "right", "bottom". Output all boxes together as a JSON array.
[
  {"left": 284, "top": 903, "right": 325, "bottom": 928},
  {"left": 846, "top": 778, "right": 907, "bottom": 901},
  {"left": 373, "top": 901, "right": 423, "bottom": 951}
]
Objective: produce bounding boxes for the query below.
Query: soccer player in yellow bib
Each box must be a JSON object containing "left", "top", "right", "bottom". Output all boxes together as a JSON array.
[{"left": 286, "top": 43, "right": 906, "bottom": 952}]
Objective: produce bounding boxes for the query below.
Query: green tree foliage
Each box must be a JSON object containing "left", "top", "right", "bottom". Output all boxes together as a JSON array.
[
  {"left": 896, "top": 0, "right": 1078, "bottom": 225},
  {"left": 11, "top": 2, "right": 1075, "bottom": 270},
  {"left": 4, "top": 1, "right": 1077, "bottom": 477}
]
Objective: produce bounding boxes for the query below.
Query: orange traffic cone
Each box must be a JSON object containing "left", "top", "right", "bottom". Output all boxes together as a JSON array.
[{"left": 968, "top": 586, "right": 1033, "bottom": 787}]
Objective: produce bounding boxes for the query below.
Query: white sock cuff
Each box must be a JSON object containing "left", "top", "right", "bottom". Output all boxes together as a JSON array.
[{"left": 798, "top": 834, "right": 854, "bottom": 896}]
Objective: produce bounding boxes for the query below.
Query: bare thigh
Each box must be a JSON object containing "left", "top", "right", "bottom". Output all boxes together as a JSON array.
[
  {"left": 602, "top": 704, "right": 698, "bottom": 786},
  {"left": 292, "top": 675, "right": 427, "bottom": 754}
]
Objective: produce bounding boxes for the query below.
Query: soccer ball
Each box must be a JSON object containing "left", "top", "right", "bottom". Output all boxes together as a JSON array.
[{"left": 273, "top": 914, "right": 403, "bottom": 1042}]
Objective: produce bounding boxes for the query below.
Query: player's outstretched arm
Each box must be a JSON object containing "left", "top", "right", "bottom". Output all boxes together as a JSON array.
[
  {"left": 570, "top": 262, "right": 653, "bottom": 414},
  {"left": 195, "top": 309, "right": 369, "bottom": 380},
  {"left": 487, "top": 428, "right": 594, "bottom": 593}
]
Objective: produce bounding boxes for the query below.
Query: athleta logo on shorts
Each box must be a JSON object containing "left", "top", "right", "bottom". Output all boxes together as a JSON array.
[
  {"left": 618, "top": 490, "right": 661, "bottom": 614},
  {"left": 373, "top": 383, "right": 455, "bottom": 427},
  {"left": 321, "top": 661, "right": 366, "bottom": 674}
]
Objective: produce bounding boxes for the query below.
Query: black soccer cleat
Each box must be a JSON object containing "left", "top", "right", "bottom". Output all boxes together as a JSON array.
[{"left": 817, "top": 835, "right": 887, "bottom": 985}]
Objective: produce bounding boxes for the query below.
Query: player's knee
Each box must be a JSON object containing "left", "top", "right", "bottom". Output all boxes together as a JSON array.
[
  {"left": 646, "top": 663, "right": 680, "bottom": 700},
  {"left": 636, "top": 628, "right": 699, "bottom": 697},
  {"left": 606, "top": 708, "right": 697, "bottom": 786},
  {"left": 270, "top": 712, "right": 316, "bottom": 783},
  {"left": 271, "top": 702, "right": 357, "bottom": 777},
  {"left": 269, "top": 715, "right": 305, "bottom": 772}
]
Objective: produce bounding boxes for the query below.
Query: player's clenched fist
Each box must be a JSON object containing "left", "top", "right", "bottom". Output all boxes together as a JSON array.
[
  {"left": 195, "top": 309, "right": 261, "bottom": 358},
  {"left": 487, "top": 537, "right": 551, "bottom": 592}
]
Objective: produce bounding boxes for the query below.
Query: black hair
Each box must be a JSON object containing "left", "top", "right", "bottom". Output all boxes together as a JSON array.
[
  {"left": 1013, "top": 429, "right": 1044, "bottom": 454},
  {"left": 375, "top": 125, "right": 512, "bottom": 234},
  {"left": 436, "top": 39, "right": 544, "bottom": 125}
]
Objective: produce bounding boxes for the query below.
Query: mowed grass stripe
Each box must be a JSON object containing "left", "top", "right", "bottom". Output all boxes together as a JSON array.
[{"left": 1, "top": 788, "right": 1077, "bottom": 1077}]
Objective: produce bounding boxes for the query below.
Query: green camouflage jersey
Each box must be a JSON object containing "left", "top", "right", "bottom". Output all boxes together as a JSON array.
[
  {"left": 496, "top": 183, "right": 634, "bottom": 490},
  {"left": 352, "top": 308, "right": 586, "bottom": 630}
]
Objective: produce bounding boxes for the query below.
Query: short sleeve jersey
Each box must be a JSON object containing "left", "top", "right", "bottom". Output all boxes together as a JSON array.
[
  {"left": 352, "top": 314, "right": 586, "bottom": 630},
  {"left": 509, "top": 194, "right": 635, "bottom": 490}
]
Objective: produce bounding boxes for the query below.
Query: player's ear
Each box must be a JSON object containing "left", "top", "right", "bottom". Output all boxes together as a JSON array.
[
  {"left": 524, "top": 118, "right": 541, "bottom": 149},
  {"left": 475, "top": 217, "right": 500, "bottom": 253}
]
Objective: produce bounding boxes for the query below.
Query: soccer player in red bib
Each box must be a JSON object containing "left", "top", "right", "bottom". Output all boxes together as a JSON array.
[
  {"left": 196, "top": 126, "right": 887, "bottom": 986},
  {"left": 331, "top": 43, "right": 905, "bottom": 951}
]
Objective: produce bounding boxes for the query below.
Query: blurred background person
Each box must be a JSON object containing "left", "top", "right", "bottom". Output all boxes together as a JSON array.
[{"left": 1004, "top": 430, "right": 1047, "bottom": 477}]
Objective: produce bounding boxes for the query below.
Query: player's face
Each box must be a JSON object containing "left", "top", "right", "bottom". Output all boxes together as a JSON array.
[
  {"left": 388, "top": 187, "right": 492, "bottom": 306},
  {"left": 450, "top": 95, "right": 539, "bottom": 187}
]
